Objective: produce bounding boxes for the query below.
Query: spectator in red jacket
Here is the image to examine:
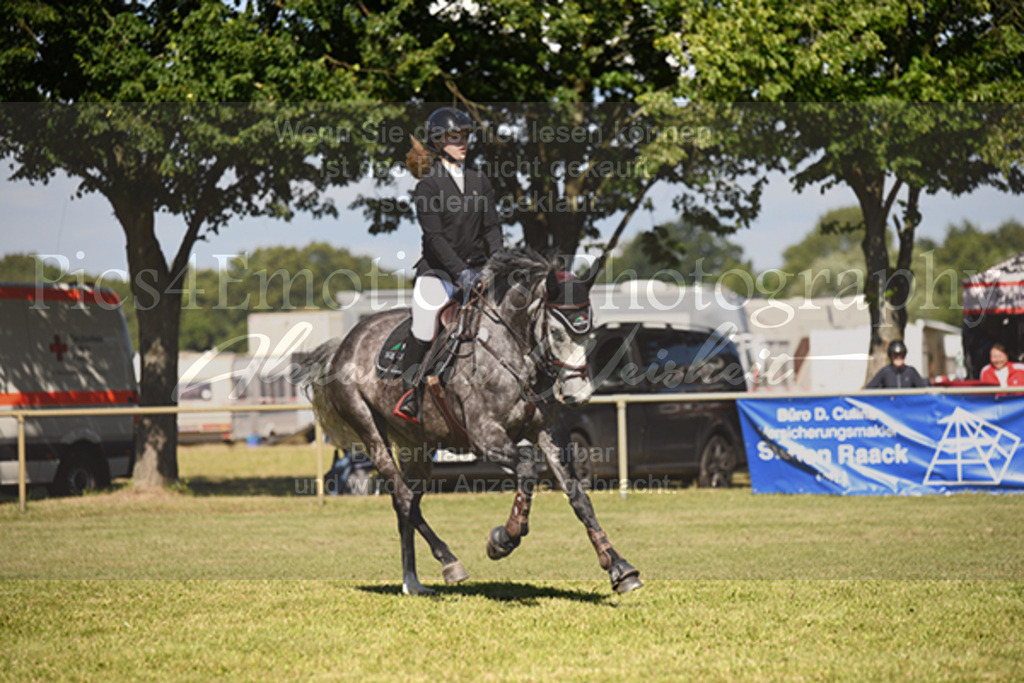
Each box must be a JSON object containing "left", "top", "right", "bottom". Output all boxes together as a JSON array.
[{"left": 979, "top": 344, "right": 1024, "bottom": 386}]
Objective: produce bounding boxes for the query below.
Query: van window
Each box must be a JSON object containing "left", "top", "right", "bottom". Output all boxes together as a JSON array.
[
  {"left": 638, "top": 329, "right": 746, "bottom": 393},
  {"left": 636, "top": 330, "right": 705, "bottom": 369}
]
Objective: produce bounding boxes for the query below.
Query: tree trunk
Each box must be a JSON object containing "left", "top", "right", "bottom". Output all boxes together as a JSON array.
[
  {"left": 890, "top": 185, "right": 922, "bottom": 340},
  {"left": 520, "top": 214, "right": 551, "bottom": 252},
  {"left": 112, "top": 192, "right": 182, "bottom": 490},
  {"left": 133, "top": 291, "right": 182, "bottom": 489},
  {"left": 852, "top": 171, "right": 901, "bottom": 383},
  {"left": 520, "top": 213, "right": 583, "bottom": 257}
]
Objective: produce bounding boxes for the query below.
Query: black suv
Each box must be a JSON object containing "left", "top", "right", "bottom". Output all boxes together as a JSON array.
[{"left": 563, "top": 323, "right": 748, "bottom": 488}]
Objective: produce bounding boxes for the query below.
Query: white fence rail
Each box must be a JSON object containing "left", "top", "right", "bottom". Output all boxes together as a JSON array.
[
  {"left": 3, "top": 403, "right": 327, "bottom": 514},
  {"left": 6, "top": 384, "right": 1022, "bottom": 513}
]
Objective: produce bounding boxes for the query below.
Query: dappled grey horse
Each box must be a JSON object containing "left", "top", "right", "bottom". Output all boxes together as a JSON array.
[{"left": 305, "top": 248, "right": 642, "bottom": 595}]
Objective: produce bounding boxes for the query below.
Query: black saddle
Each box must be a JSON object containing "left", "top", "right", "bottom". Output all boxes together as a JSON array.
[{"left": 375, "top": 299, "right": 467, "bottom": 382}]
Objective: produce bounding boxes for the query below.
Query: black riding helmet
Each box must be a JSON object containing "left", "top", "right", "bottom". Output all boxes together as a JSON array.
[
  {"left": 426, "top": 107, "right": 473, "bottom": 149},
  {"left": 888, "top": 340, "right": 907, "bottom": 359}
]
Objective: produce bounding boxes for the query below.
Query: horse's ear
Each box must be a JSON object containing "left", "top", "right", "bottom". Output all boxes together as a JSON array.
[
  {"left": 546, "top": 269, "right": 560, "bottom": 297},
  {"left": 579, "top": 254, "right": 607, "bottom": 290}
]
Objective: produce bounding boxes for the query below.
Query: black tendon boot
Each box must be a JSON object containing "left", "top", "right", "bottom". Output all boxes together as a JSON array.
[{"left": 393, "top": 336, "right": 429, "bottom": 424}]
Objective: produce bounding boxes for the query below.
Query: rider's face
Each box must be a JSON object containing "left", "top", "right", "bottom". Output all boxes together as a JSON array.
[{"left": 441, "top": 132, "right": 469, "bottom": 163}]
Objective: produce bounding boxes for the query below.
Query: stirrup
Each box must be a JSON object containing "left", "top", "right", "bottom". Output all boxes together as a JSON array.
[{"left": 393, "top": 388, "right": 420, "bottom": 425}]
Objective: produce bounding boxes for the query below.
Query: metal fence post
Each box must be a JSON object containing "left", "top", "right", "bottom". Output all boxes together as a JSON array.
[
  {"left": 315, "top": 421, "right": 325, "bottom": 506},
  {"left": 616, "top": 398, "right": 628, "bottom": 499},
  {"left": 17, "top": 413, "right": 26, "bottom": 514}
]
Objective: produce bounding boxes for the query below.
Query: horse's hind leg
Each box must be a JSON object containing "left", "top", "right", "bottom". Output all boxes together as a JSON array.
[
  {"left": 538, "top": 429, "right": 643, "bottom": 594},
  {"left": 323, "top": 405, "right": 441, "bottom": 595},
  {"left": 368, "top": 437, "right": 434, "bottom": 595},
  {"left": 403, "top": 454, "right": 469, "bottom": 585}
]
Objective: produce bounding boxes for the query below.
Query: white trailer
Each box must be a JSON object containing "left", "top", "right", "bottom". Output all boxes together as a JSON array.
[
  {"left": 229, "top": 353, "right": 314, "bottom": 443},
  {"left": 176, "top": 350, "right": 237, "bottom": 443},
  {"left": 230, "top": 304, "right": 413, "bottom": 443},
  {"left": 0, "top": 283, "right": 137, "bottom": 494}
]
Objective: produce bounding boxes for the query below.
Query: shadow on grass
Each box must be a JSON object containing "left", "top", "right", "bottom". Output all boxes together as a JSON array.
[
  {"left": 357, "top": 581, "right": 611, "bottom": 604},
  {"left": 183, "top": 477, "right": 309, "bottom": 497}
]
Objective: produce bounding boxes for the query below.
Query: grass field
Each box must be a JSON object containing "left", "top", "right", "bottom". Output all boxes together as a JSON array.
[{"left": 2, "top": 444, "right": 1023, "bottom": 680}]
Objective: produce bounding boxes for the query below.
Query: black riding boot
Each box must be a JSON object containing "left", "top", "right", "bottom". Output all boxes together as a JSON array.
[{"left": 393, "top": 336, "right": 429, "bottom": 424}]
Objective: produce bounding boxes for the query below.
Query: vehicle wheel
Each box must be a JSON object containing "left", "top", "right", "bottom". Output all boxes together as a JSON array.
[
  {"left": 569, "top": 432, "right": 595, "bottom": 491},
  {"left": 51, "top": 456, "right": 103, "bottom": 496},
  {"left": 343, "top": 469, "right": 372, "bottom": 496},
  {"left": 698, "top": 433, "right": 736, "bottom": 488}
]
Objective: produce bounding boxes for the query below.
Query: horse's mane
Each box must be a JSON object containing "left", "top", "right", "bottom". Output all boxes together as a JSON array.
[{"left": 484, "top": 247, "right": 555, "bottom": 304}]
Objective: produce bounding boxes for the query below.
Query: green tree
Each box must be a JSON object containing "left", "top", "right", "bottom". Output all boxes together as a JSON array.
[
  {"left": 0, "top": 243, "right": 393, "bottom": 354},
  {"left": 660, "top": 0, "right": 1024, "bottom": 377},
  {"left": 0, "top": 1, "right": 397, "bottom": 489},
  {"left": 178, "top": 242, "right": 394, "bottom": 352},
  {"left": 327, "top": 2, "right": 764, "bottom": 258},
  {"left": 0, "top": 253, "right": 68, "bottom": 283},
  {"left": 910, "top": 220, "right": 1024, "bottom": 327},
  {"left": 604, "top": 219, "right": 755, "bottom": 294},
  {"left": 775, "top": 207, "right": 868, "bottom": 299}
]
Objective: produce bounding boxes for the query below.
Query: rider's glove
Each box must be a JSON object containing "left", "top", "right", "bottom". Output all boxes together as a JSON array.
[{"left": 457, "top": 268, "right": 481, "bottom": 301}]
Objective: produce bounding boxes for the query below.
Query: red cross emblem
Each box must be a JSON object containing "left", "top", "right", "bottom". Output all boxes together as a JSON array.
[{"left": 49, "top": 334, "right": 68, "bottom": 362}]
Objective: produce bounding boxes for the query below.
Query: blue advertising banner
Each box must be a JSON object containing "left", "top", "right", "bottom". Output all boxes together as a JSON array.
[{"left": 737, "top": 394, "right": 1024, "bottom": 495}]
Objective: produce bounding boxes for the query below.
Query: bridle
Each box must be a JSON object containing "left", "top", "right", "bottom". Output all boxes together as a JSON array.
[
  {"left": 467, "top": 282, "right": 591, "bottom": 405},
  {"left": 531, "top": 292, "right": 590, "bottom": 384}
]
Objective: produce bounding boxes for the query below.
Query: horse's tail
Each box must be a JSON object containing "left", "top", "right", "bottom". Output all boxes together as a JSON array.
[{"left": 300, "top": 338, "right": 343, "bottom": 402}]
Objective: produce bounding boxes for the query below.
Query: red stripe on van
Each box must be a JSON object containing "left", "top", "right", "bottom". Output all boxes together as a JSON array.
[
  {"left": 0, "top": 390, "right": 138, "bottom": 407},
  {"left": 0, "top": 285, "right": 122, "bottom": 306}
]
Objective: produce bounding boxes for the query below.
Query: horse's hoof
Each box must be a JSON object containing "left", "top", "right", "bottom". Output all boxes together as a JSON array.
[
  {"left": 442, "top": 561, "right": 470, "bottom": 584},
  {"left": 615, "top": 574, "right": 644, "bottom": 594},
  {"left": 486, "top": 525, "right": 520, "bottom": 560},
  {"left": 609, "top": 559, "right": 643, "bottom": 594},
  {"left": 402, "top": 583, "right": 437, "bottom": 597}
]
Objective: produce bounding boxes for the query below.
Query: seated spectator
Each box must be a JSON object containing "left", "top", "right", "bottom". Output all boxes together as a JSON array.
[
  {"left": 979, "top": 344, "right": 1024, "bottom": 386},
  {"left": 866, "top": 340, "right": 929, "bottom": 389}
]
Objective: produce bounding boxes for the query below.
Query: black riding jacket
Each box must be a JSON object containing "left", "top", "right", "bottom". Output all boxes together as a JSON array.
[
  {"left": 412, "top": 161, "right": 503, "bottom": 279},
  {"left": 865, "top": 364, "right": 929, "bottom": 389}
]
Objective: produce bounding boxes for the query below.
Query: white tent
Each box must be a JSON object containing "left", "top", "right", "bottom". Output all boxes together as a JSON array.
[
  {"left": 962, "top": 251, "right": 1024, "bottom": 316},
  {"left": 962, "top": 252, "right": 1024, "bottom": 377}
]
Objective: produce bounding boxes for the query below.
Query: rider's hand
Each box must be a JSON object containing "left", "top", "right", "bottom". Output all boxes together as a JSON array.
[{"left": 457, "top": 268, "right": 481, "bottom": 299}]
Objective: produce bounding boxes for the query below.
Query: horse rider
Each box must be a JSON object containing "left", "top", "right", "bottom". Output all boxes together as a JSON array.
[
  {"left": 865, "top": 339, "right": 929, "bottom": 389},
  {"left": 393, "top": 106, "right": 504, "bottom": 424}
]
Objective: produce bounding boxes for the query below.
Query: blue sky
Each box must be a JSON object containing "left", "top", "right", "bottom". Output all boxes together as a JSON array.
[{"left": 1, "top": 166, "right": 1019, "bottom": 280}]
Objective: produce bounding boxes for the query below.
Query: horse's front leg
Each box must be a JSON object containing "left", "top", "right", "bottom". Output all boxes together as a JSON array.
[
  {"left": 537, "top": 428, "right": 643, "bottom": 594},
  {"left": 467, "top": 421, "right": 535, "bottom": 561},
  {"left": 486, "top": 445, "right": 540, "bottom": 560}
]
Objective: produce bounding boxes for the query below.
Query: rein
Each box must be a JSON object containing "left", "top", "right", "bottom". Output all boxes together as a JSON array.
[{"left": 467, "top": 284, "right": 588, "bottom": 405}]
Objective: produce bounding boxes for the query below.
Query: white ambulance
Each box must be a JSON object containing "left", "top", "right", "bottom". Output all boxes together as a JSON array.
[{"left": 0, "top": 283, "right": 138, "bottom": 495}]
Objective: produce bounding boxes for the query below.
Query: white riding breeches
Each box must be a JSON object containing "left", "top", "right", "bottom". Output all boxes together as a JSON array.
[{"left": 411, "top": 275, "right": 456, "bottom": 342}]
